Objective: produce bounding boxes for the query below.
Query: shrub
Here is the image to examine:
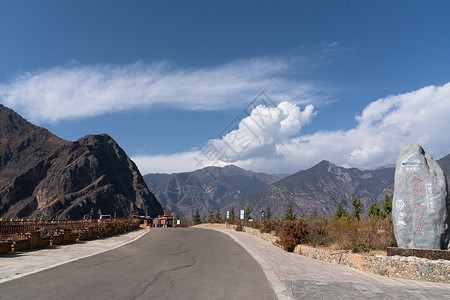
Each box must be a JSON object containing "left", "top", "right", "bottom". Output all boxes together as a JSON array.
[
  {"left": 235, "top": 224, "right": 242, "bottom": 231},
  {"left": 327, "top": 217, "right": 358, "bottom": 250},
  {"left": 325, "top": 217, "right": 396, "bottom": 251},
  {"left": 210, "top": 218, "right": 223, "bottom": 224},
  {"left": 251, "top": 220, "right": 261, "bottom": 229},
  {"left": 307, "top": 219, "right": 329, "bottom": 247},
  {"left": 260, "top": 219, "right": 282, "bottom": 234},
  {"left": 277, "top": 219, "right": 308, "bottom": 252}
]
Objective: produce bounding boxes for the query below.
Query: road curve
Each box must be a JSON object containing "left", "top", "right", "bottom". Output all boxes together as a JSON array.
[{"left": 0, "top": 228, "right": 276, "bottom": 300}]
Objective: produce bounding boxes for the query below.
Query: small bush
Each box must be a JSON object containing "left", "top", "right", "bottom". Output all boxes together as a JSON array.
[
  {"left": 235, "top": 224, "right": 242, "bottom": 231},
  {"left": 260, "top": 219, "right": 282, "bottom": 234},
  {"left": 277, "top": 219, "right": 308, "bottom": 252},
  {"left": 211, "top": 218, "right": 223, "bottom": 224},
  {"left": 307, "top": 219, "right": 329, "bottom": 247}
]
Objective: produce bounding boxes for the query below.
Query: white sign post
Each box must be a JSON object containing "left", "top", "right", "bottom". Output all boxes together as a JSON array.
[
  {"left": 226, "top": 210, "right": 230, "bottom": 219},
  {"left": 240, "top": 209, "right": 245, "bottom": 220}
]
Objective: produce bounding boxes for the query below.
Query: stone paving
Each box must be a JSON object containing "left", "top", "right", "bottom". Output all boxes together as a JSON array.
[
  {"left": 0, "top": 228, "right": 149, "bottom": 283},
  {"left": 211, "top": 228, "right": 450, "bottom": 300}
]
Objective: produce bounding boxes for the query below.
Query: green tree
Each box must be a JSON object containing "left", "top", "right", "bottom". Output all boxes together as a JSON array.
[
  {"left": 333, "top": 199, "right": 348, "bottom": 220},
  {"left": 215, "top": 208, "right": 222, "bottom": 220},
  {"left": 367, "top": 203, "right": 381, "bottom": 218},
  {"left": 283, "top": 201, "right": 296, "bottom": 221},
  {"left": 230, "top": 206, "right": 235, "bottom": 222},
  {"left": 382, "top": 194, "right": 392, "bottom": 218},
  {"left": 309, "top": 209, "right": 318, "bottom": 221},
  {"left": 193, "top": 209, "right": 201, "bottom": 224},
  {"left": 208, "top": 208, "right": 214, "bottom": 223},
  {"left": 244, "top": 205, "right": 252, "bottom": 221},
  {"left": 350, "top": 194, "right": 363, "bottom": 221},
  {"left": 266, "top": 204, "right": 272, "bottom": 219}
]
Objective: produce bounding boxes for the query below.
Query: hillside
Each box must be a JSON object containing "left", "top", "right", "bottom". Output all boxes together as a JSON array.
[
  {"left": 143, "top": 164, "right": 287, "bottom": 220},
  {"left": 230, "top": 160, "right": 395, "bottom": 218},
  {"left": 0, "top": 104, "right": 164, "bottom": 219}
]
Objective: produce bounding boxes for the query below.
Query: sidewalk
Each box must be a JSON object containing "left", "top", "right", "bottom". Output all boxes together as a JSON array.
[
  {"left": 0, "top": 228, "right": 149, "bottom": 284},
  {"left": 209, "top": 228, "right": 450, "bottom": 300}
]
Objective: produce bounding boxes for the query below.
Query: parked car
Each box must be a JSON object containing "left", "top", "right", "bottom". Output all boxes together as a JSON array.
[{"left": 98, "top": 215, "right": 112, "bottom": 223}]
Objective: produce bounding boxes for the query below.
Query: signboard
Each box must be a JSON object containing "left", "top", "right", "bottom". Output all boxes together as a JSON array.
[
  {"left": 240, "top": 209, "right": 245, "bottom": 220},
  {"left": 177, "top": 220, "right": 180, "bottom": 225},
  {"left": 226, "top": 210, "right": 230, "bottom": 219}
]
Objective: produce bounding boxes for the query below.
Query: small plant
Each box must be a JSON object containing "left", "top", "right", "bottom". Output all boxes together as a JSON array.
[
  {"left": 193, "top": 209, "right": 201, "bottom": 225},
  {"left": 307, "top": 219, "right": 329, "bottom": 247},
  {"left": 277, "top": 219, "right": 308, "bottom": 252},
  {"left": 260, "top": 219, "right": 283, "bottom": 234},
  {"left": 235, "top": 224, "right": 242, "bottom": 231},
  {"left": 282, "top": 201, "right": 296, "bottom": 221}
]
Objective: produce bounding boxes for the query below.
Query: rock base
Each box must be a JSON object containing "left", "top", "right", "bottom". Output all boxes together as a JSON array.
[{"left": 387, "top": 247, "right": 450, "bottom": 260}]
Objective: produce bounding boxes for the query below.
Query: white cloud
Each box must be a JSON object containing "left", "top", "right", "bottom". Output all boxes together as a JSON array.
[
  {"left": 132, "top": 151, "right": 201, "bottom": 174},
  {"left": 0, "top": 57, "right": 320, "bottom": 123},
  {"left": 133, "top": 83, "right": 450, "bottom": 174},
  {"left": 207, "top": 101, "right": 316, "bottom": 162}
]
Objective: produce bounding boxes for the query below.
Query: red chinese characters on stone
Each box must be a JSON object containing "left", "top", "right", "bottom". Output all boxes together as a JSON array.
[
  {"left": 411, "top": 176, "right": 423, "bottom": 187},
  {"left": 411, "top": 177, "right": 425, "bottom": 235},
  {"left": 413, "top": 201, "right": 424, "bottom": 210}
]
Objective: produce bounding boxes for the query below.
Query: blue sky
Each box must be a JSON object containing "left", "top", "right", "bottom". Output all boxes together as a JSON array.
[{"left": 1, "top": 0, "right": 449, "bottom": 174}]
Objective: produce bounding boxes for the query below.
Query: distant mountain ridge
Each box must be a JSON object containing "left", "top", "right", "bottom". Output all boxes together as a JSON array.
[
  {"left": 145, "top": 154, "right": 450, "bottom": 220},
  {"left": 143, "top": 164, "right": 287, "bottom": 220},
  {"left": 233, "top": 160, "right": 395, "bottom": 218},
  {"left": 0, "top": 104, "right": 164, "bottom": 219}
]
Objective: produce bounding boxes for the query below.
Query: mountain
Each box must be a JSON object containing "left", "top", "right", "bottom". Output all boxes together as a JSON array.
[
  {"left": 437, "top": 153, "right": 450, "bottom": 184},
  {"left": 143, "top": 164, "right": 287, "bottom": 220},
  {"left": 230, "top": 160, "right": 395, "bottom": 219},
  {"left": 0, "top": 104, "right": 164, "bottom": 219}
]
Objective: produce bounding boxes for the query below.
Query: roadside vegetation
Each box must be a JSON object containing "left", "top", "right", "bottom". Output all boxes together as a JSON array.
[{"left": 196, "top": 194, "right": 396, "bottom": 253}]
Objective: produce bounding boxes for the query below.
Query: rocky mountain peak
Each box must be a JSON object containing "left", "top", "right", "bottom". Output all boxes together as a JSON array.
[{"left": 0, "top": 105, "right": 164, "bottom": 219}]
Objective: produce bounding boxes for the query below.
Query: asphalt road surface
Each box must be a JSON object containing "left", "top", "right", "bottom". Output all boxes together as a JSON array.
[{"left": 0, "top": 228, "right": 276, "bottom": 300}]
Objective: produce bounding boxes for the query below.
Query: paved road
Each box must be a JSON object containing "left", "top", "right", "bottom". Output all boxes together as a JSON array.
[
  {"left": 0, "top": 228, "right": 276, "bottom": 300},
  {"left": 214, "top": 228, "right": 450, "bottom": 300}
]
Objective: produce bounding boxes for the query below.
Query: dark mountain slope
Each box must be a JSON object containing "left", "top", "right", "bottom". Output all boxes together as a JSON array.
[
  {"left": 143, "top": 164, "right": 287, "bottom": 219},
  {"left": 0, "top": 104, "right": 164, "bottom": 219},
  {"left": 233, "top": 160, "right": 395, "bottom": 218}
]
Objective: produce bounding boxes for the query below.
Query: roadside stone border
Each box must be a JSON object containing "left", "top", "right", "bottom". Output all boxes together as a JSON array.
[{"left": 194, "top": 223, "right": 450, "bottom": 284}]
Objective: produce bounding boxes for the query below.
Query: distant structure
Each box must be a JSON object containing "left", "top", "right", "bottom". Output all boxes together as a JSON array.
[{"left": 393, "top": 144, "right": 449, "bottom": 249}]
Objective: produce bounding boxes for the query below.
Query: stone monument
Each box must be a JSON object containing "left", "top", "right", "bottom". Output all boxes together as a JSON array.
[{"left": 393, "top": 144, "right": 449, "bottom": 250}]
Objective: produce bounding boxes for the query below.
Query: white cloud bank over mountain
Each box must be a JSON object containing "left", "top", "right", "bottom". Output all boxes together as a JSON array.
[{"left": 134, "top": 83, "right": 450, "bottom": 174}]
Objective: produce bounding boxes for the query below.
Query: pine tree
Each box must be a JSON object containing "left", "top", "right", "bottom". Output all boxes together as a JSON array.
[
  {"left": 214, "top": 208, "right": 222, "bottom": 220},
  {"left": 244, "top": 205, "right": 251, "bottom": 221},
  {"left": 266, "top": 204, "right": 272, "bottom": 219},
  {"left": 382, "top": 194, "right": 392, "bottom": 218},
  {"left": 283, "top": 201, "right": 296, "bottom": 221},
  {"left": 367, "top": 203, "right": 381, "bottom": 218},
  {"left": 309, "top": 209, "right": 318, "bottom": 221},
  {"left": 230, "top": 206, "right": 235, "bottom": 222},
  {"left": 208, "top": 208, "right": 214, "bottom": 223},
  {"left": 350, "top": 194, "right": 363, "bottom": 221},
  {"left": 193, "top": 209, "right": 201, "bottom": 224},
  {"left": 333, "top": 199, "right": 348, "bottom": 220}
]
